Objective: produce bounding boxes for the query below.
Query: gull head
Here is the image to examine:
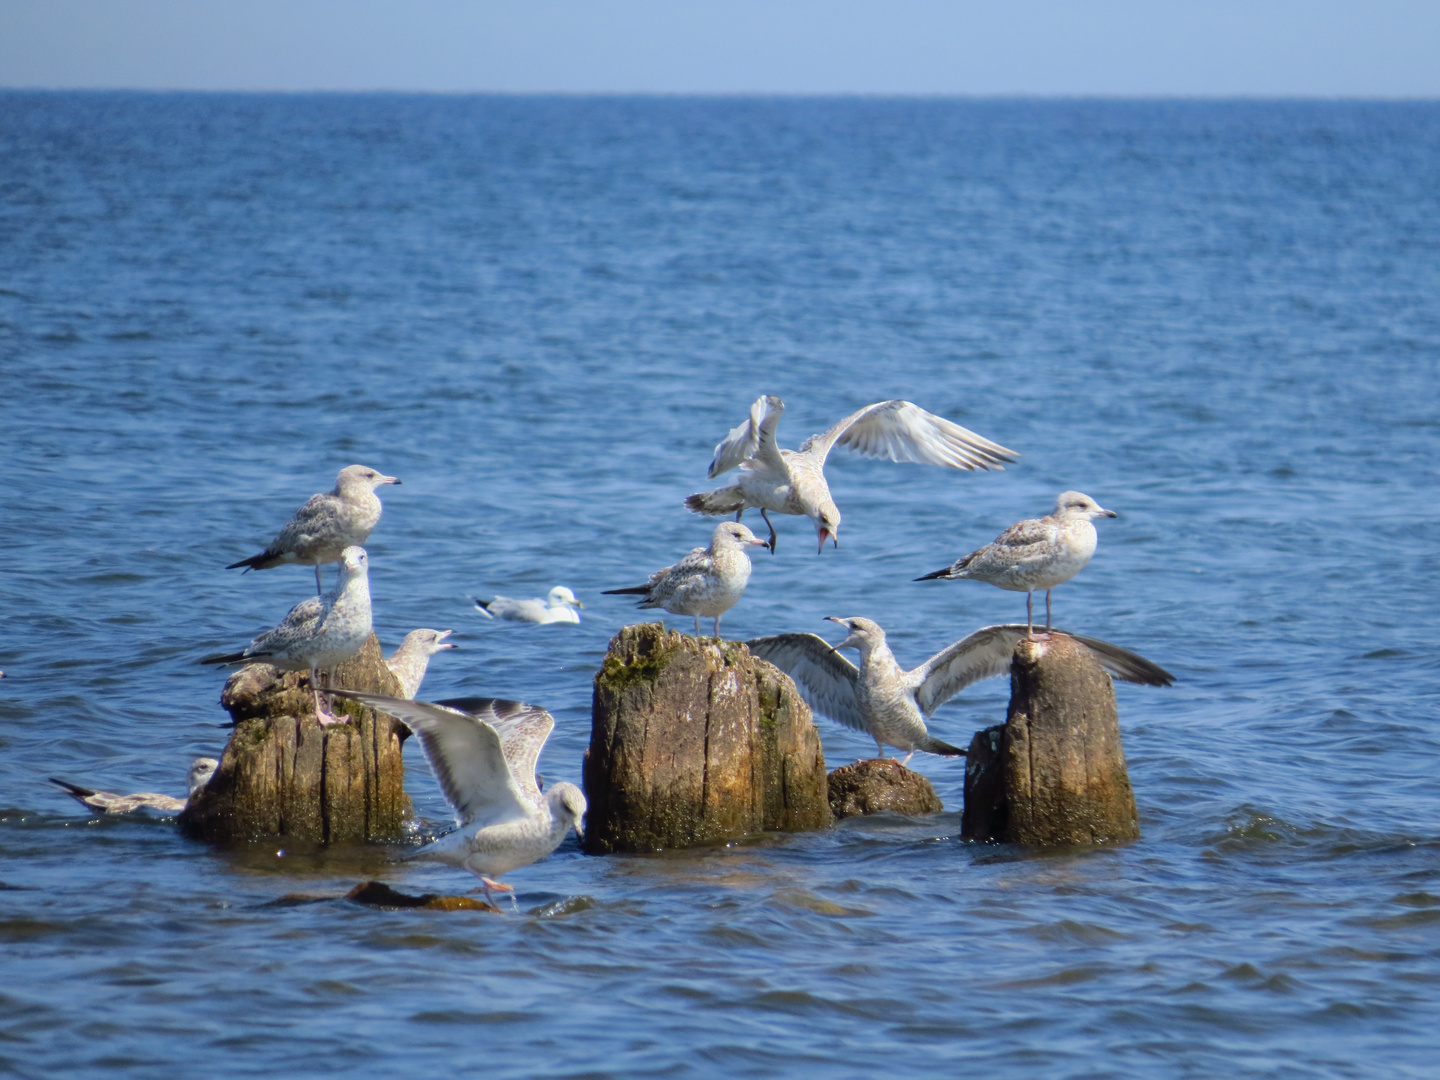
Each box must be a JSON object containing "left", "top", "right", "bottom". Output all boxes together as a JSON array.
[
  {"left": 548, "top": 781, "right": 588, "bottom": 840},
  {"left": 712, "top": 521, "right": 769, "bottom": 550},
  {"left": 339, "top": 546, "right": 369, "bottom": 576},
  {"left": 1052, "top": 491, "right": 1117, "bottom": 522},
  {"left": 336, "top": 464, "right": 402, "bottom": 496},
  {"left": 188, "top": 757, "right": 220, "bottom": 796},
  {"left": 813, "top": 502, "right": 841, "bottom": 554},
  {"left": 824, "top": 616, "right": 885, "bottom": 655},
  {"left": 403, "top": 628, "right": 455, "bottom": 657},
  {"left": 548, "top": 586, "right": 582, "bottom": 610}
]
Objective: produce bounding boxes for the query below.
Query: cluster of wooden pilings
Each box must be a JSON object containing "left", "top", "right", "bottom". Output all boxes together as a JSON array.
[{"left": 185, "top": 621, "right": 1144, "bottom": 853}]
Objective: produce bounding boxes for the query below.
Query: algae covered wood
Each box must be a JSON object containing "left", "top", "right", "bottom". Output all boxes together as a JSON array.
[
  {"left": 827, "top": 758, "right": 944, "bottom": 820},
  {"left": 583, "top": 623, "right": 832, "bottom": 854},
  {"left": 179, "top": 633, "right": 410, "bottom": 844},
  {"left": 961, "top": 632, "right": 1139, "bottom": 845}
]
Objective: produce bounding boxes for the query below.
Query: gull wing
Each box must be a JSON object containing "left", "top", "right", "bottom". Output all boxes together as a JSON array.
[
  {"left": 268, "top": 492, "right": 341, "bottom": 553},
  {"left": 708, "top": 395, "right": 786, "bottom": 478},
  {"left": 913, "top": 625, "right": 1175, "bottom": 716},
  {"left": 248, "top": 595, "right": 326, "bottom": 657},
  {"left": 799, "top": 400, "right": 1017, "bottom": 471},
  {"left": 435, "top": 697, "right": 554, "bottom": 805},
  {"left": 330, "top": 691, "right": 531, "bottom": 828},
  {"left": 745, "top": 634, "right": 866, "bottom": 732}
]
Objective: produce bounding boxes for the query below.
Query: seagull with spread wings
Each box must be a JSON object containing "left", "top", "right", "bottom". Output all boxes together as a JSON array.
[
  {"left": 748, "top": 618, "right": 1172, "bottom": 765},
  {"left": 686, "top": 396, "right": 1016, "bottom": 553},
  {"left": 331, "top": 690, "right": 586, "bottom": 906}
]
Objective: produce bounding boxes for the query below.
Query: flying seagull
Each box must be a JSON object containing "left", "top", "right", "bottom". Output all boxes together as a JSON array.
[
  {"left": 687, "top": 396, "right": 1016, "bottom": 553},
  {"left": 330, "top": 690, "right": 586, "bottom": 907}
]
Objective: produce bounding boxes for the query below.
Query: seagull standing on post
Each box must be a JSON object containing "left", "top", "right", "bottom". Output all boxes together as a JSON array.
[
  {"left": 226, "top": 464, "right": 400, "bottom": 594},
  {"left": 603, "top": 521, "right": 769, "bottom": 639},
  {"left": 686, "top": 396, "right": 1016, "bottom": 553},
  {"left": 916, "top": 491, "right": 1117, "bottom": 636}
]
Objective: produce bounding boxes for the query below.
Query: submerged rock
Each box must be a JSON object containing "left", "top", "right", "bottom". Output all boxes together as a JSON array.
[
  {"left": 179, "top": 633, "right": 410, "bottom": 844},
  {"left": 583, "top": 623, "right": 832, "bottom": 854},
  {"left": 345, "top": 880, "right": 499, "bottom": 912},
  {"left": 826, "top": 758, "right": 944, "bottom": 820}
]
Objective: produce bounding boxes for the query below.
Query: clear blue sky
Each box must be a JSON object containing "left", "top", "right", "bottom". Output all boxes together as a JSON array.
[{"left": 1, "top": 0, "right": 1436, "bottom": 96}]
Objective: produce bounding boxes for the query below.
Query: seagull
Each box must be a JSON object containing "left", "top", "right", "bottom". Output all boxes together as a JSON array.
[
  {"left": 49, "top": 757, "right": 219, "bottom": 815},
  {"left": 748, "top": 618, "right": 1172, "bottom": 765},
  {"left": 686, "top": 396, "right": 1017, "bottom": 553},
  {"left": 916, "top": 491, "right": 1117, "bottom": 635},
  {"left": 226, "top": 464, "right": 400, "bottom": 594},
  {"left": 474, "top": 586, "right": 583, "bottom": 625},
  {"left": 386, "top": 629, "right": 456, "bottom": 700},
  {"left": 603, "top": 521, "right": 769, "bottom": 638},
  {"left": 202, "top": 546, "right": 373, "bottom": 726},
  {"left": 329, "top": 690, "right": 586, "bottom": 906}
]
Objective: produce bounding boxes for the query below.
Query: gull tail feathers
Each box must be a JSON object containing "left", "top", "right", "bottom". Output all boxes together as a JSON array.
[
  {"left": 685, "top": 487, "right": 747, "bottom": 517},
  {"left": 48, "top": 777, "right": 98, "bottom": 800},
  {"left": 918, "top": 735, "right": 967, "bottom": 757},
  {"left": 473, "top": 598, "right": 496, "bottom": 618},
  {"left": 225, "top": 551, "right": 279, "bottom": 572}
]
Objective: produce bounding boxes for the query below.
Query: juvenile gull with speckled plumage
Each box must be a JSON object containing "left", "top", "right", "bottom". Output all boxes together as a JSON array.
[
  {"left": 916, "top": 491, "right": 1117, "bottom": 635},
  {"left": 748, "top": 618, "right": 1172, "bottom": 764},
  {"left": 603, "top": 521, "right": 769, "bottom": 638},
  {"left": 49, "top": 758, "right": 219, "bottom": 815},
  {"left": 330, "top": 690, "right": 586, "bottom": 906},
  {"left": 227, "top": 464, "right": 399, "bottom": 594},
  {"left": 687, "top": 396, "right": 1016, "bottom": 553},
  {"left": 386, "top": 629, "right": 456, "bottom": 700},
  {"left": 203, "top": 546, "right": 373, "bottom": 725}
]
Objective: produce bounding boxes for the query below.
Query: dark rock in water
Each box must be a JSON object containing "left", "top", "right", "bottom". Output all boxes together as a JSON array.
[
  {"left": 179, "top": 633, "right": 410, "bottom": 844},
  {"left": 962, "top": 633, "right": 1140, "bottom": 845},
  {"left": 345, "top": 880, "right": 499, "bottom": 912},
  {"left": 827, "top": 758, "right": 944, "bottom": 819},
  {"left": 583, "top": 623, "right": 832, "bottom": 854}
]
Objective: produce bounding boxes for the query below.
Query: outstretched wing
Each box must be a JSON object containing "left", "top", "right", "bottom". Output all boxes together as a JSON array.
[
  {"left": 330, "top": 691, "right": 531, "bottom": 829},
  {"left": 914, "top": 625, "right": 1175, "bottom": 716},
  {"left": 745, "top": 634, "right": 866, "bottom": 732},
  {"left": 707, "top": 395, "right": 786, "bottom": 478},
  {"left": 435, "top": 697, "right": 554, "bottom": 804},
  {"left": 799, "top": 400, "right": 1017, "bottom": 471}
]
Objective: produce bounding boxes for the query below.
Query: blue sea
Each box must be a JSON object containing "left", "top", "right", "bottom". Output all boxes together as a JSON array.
[{"left": 2, "top": 93, "right": 1439, "bottom": 1078}]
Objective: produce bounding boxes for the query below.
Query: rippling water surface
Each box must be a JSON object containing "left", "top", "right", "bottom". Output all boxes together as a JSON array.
[{"left": 3, "top": 94, "right": 1440, "bottom": 1078}]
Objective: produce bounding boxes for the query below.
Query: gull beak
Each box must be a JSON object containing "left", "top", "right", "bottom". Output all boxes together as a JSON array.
[
  {"left": 574, "top": 820, "right": 585, "bottom": 840},
  {"left": 1101, "top": 507, "right": 1118, "bottom": 518},
  {"left": 816, "top": 528, "right": 831, "bottom": 554},
  {"left": 381, "top": 474, "right": 401, "bottom": 486},
  {"left": 575, "top": 600, "right": 585, "bottom": 609}
]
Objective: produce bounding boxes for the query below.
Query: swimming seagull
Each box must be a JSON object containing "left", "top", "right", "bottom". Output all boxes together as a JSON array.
[
  {"left": 49, "top": 757, "right": 219, "bottom": 815},
  {"left": 603, "top": 521, "right": 769, "bottom": 639},
  {"left": 686, "top": 396, "right": 1017, "bottom": 553},
  {"left": 329, "top": 690, "right": 586, "bottom": 907},
  {"left": 386, "top": 629, "right": 456, "bottom": 700},
  {"left": 916, "top": 491, "right": 1117, "bottom": 635},
  {"left": 226, "top": 464, "right": 400, "bottom": 594},
  {"left": 748, "top": 619, "right": 1172, "bottom": 765},
  {"left": 202, "top": 546, "right": 373, "bottom": 725},
  {"left": 474, "top": 586, "right": 583, "bottom": 625}
]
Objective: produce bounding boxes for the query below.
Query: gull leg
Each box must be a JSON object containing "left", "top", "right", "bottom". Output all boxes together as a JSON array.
[
  {"left": 478, "top": 876, "right": 515, "bottom": 911},
  {"left": 1026, "top": 592, "right": 1035, "bottom": 638},
  {"left": 873, "top": 735, "right": 886, "bottom": 761},
  {"left": 693, "top": 615, "right": 701, "bottom": 636},
  {"left": 901, "top": 749, "right": 915, "bottom": 767},
  {"left": 1045, "top": 590, "right": 1053, "bottom": 633},
  {"left": 312, "top": 667, "right": 345, "bottom": 727},
  {"left": 314, "top": 564, "right": 324, "bottom": 596},
  {"left": 713, "top": 615, "right": 722, "bottom": 640},
  {"left": 759, "top": 508, "right": 777, "bottom": 553}
]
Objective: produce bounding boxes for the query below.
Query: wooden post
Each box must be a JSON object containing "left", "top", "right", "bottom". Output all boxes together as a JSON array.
[
  {"left": 179, "top": 633, "right": 411, "bottom": 844},
  {"left": 582, "top": 623, "right": 832, "bottom": 854},
  {"left": 962, "top": 633, "right": 1139, "bottom": 845}
]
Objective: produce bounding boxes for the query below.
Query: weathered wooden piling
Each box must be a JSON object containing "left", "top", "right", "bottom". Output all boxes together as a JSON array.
[
  {"left": 179, "top": 633, "right": 410, "bottom": 844},
  {"left": 582, "top": 623, "right": 832, "bottom": 854},
  {"left": 827, "top": 758, "right": 944, "bottom": 820},
  {"left": 961, "top": 633, "right": 1139, "bottom": 845}
]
